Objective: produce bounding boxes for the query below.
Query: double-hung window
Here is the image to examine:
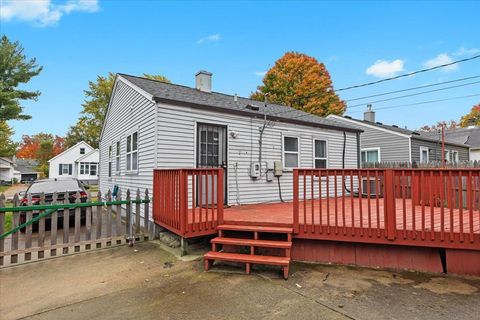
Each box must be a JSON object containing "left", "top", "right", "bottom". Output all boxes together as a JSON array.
[
  {"left": 361, "top": 148, "right": 380, "bottom": 164},
  {"left": 115, "top": 141, "right": 120, "bottom": 173},
  {"left": 314, "top": 139, "right": 327, "bottom": 168},
  {"left": 283, "top": 136, "right": 299, "bottom": 169},
  {"left": 450, "top": 150, "right": 459, "bottom": 163},
  {"left": 90, "top": 163, "right": 98, "bottom": 176},
  {"left": 126, "top": 131, "right": 138, "bottom": 172},
  {"left": 108, "top": 146, "right": 112, "bottom": 177},
  {"left": 420, "top": 146, "right": 429, "bottom": 164}
]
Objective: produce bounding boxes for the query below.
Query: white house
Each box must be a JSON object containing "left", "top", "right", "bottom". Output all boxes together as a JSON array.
[
  {"left": 48, "top": 141, "right": 99, "bottom": 185},
  {"left": 0, "top": 157, "right": 14, "bottom": 183},
  {"left": 99, "top": 72, "right": 361, "bottom": 211}
]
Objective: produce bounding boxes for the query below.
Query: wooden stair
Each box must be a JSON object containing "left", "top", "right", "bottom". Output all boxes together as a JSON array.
[{"left": 204, "top": 224, "right": 292, "bottom": 279}]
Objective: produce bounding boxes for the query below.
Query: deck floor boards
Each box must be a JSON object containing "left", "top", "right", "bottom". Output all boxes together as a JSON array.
[{"left": 217, "top": 198, "right": 480, "bottom": 234}]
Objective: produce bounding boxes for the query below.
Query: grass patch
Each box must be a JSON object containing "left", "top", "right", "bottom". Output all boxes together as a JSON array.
[
  {"left": 2, "top": 202, "right": 13, "bottom": 232},
  {"left": 0, "top": 185, "right": 10, "bottom": 193}
]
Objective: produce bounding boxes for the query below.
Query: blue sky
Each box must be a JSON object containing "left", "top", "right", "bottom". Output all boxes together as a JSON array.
[{"left": 2, "top": 0, "right": 480, "bottom": 141}]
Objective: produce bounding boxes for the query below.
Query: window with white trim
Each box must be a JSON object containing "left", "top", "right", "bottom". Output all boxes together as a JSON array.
[
  {"left": 80, "top": 147, "right": 85, "bottom": 155},
  {"left": 283, "top": 136, "right": 299, "bottom": 168},
  {"left": 450, "top": 150, "right": 459, "bottom": 163},
  {"left": 361, "top": 148, "right": 380, "bottom": 163},
  {"left": 420, "top": 146, "right": 429, "bottom": 163},
  {"left": 115, "top": 141, "right": 120, "bottom": 173},
  {"left": 90, "top": 163, "right": 97, "bottom": 176},
  {"left": 126, "top": 131, "right": 138, "bottom": 171},
  {"left": 314, "top": 139, "right": 327, "bottom": 168}
]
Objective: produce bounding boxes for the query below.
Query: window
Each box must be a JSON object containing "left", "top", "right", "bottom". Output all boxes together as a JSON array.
[
  {"left": 59, "top": 164, "right": 71, "bottom": 175},
  {"left": 314, "top": 139, "right": 327, "bottom": 168},
  {"left": 283, "top": 136, "right": 299, "bottom": 168},
  {"left": 361, "top": 148, "right": 380, "bottom": 164},
  {"left": 420, "top": 146, "right": 429, "bottom": 163},
  {"left": 80, "top": 162, "right": 98, "bottom": 175},
  {"left": 115, "top": 141, "right": 120, "bottom": 173},
  {"left": 447, "top": 150, "right": 459, "bottom": 163},
  {"left": 90, "top": 163, "right": 97, "bottom": 176},
  {"left": 108, "top": 145, "right": 112, "bottom": 177},
  {"left": 80, "top": 147, "right": 85, "bottom": 155},
  {"left": 126, "top": 131, "right": 138, "bottom": 171}
]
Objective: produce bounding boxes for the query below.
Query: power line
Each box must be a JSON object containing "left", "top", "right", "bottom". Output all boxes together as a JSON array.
[
  {"left": 345, "top": 75, "right": 480, "bottom": 102},
  {"left": 347, "top": 80, "right": 480, "bottom": 108},
  {"left": 347, "top": 93, "right": 480, "bottom": 114},
  {"left": 335, "top": 54, "right": 480, "bottom": 92}
]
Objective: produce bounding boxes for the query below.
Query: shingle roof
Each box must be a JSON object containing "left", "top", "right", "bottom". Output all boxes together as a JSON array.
[
  {"left": 420, "top": 127, "right": 480, "bottom": 149},
  {"left": 118, "top": 74, "right": 362, "bottom": 133},
  {"left": 14, "top": 159, "right": 39, "bottom": 174},
  {"left": 331, "top": 116, "right": 469, "bottom": 148}
]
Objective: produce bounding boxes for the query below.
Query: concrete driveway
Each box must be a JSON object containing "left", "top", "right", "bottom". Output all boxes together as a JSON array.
[{"left": 1, "top": 241, "right": 479, "bottom": 320}]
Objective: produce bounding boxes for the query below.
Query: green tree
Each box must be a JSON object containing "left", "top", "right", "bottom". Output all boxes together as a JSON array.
[
  {"left": 460, "top": 103, "right": 480, "bottom": 127},
  {"left": 251, "top": 52, "right": 345, "bottom": 117},
  {"left": 65, "top": 73, "right": 169, "bottom": 148},
  {"left": 0, "top": 35, "right": 43, "bottom": 121},
  {"left": 0, "top": 121, "right": 17, "bottom": 157}
]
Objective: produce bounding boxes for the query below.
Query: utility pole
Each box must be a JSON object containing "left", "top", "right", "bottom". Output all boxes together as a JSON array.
[{"left": 441, "top": 124, "right": 445, "bottom": 167}]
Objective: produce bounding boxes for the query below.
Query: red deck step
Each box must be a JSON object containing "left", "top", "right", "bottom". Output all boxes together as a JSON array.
[
  {"left": 211, "top": 237, "right": 292, "bottom": 249},
  {"left": 217, "top": 224, "right": 293, "bottom": 234},
  {"left": 204, "top": 251, "right": 290, "bottom": 266}
]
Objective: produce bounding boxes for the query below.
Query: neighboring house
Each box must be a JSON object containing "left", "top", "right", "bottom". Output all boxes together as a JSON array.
[
  {"left": 327, "top": 107, "right": 469, "bottom": 166},
  {"left": 48, "top": 141, "right": 99, "bottom": 185},
  {"left": 420, "top": 126, "right": 480, "bottom": 162},
  {"left": 99, "top": 72, "right": 362, "bottom": 207},
  {"left": 0, "top": 157, "right": 14, "bottom": 183},
  {"left": 13, "top": 159, "right": 40, "bottom": 183}
]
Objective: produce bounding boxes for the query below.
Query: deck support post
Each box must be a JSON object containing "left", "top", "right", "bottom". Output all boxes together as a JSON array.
[{"left": 180, "top": 237, "right": 188, "bottom": 256}]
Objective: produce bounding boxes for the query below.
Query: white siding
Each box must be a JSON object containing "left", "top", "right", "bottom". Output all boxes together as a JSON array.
[
  {"left": 155, "top": 103, "right": 358, "bottom": 205},
  {"left": 99, "top": 79, "right": 156, "bottom": 202}
]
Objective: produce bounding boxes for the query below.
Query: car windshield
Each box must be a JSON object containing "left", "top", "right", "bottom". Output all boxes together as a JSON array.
[{"left": 27, "top": 180, "right": 83, "bottom": 194}]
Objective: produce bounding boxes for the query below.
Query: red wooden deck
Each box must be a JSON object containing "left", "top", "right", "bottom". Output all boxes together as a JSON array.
[{"left": 222, "top": 199, "right": 480, "bottom": 234}]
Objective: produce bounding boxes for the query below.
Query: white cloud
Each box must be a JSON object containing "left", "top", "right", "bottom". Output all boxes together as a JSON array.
[
  {"left": 197, "top": 34, "right": 220, "bottom": 44},
  {"left": 365, "top": 59, "right": 405, "bottom": 78},
  {"left": 423, "top": 53, "right": 458, "bottom": 72},
  {"left": 0, "top": 0, "right": 99, "bottom": 27},
  {"left": 454, "top": 46, "right": 480, "bottom": 56},
  {"left": 254, "top": 71, "right": 266, "bottom": 77}
]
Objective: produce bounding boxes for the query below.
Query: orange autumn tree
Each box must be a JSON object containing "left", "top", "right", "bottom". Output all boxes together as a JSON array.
[
  {"left": 16, "top": 133, "right": 65, "bottom": 176},
  {"left": 251, "top": 52, "right": 346, "bottom": 116},
  {"left": 460, "top": 103, "right": 480, "bottom": 127}
]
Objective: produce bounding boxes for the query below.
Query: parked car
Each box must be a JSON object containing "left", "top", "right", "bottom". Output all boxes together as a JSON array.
[{"left": 19, "top": 178, "right": 89, "bottom": 230}]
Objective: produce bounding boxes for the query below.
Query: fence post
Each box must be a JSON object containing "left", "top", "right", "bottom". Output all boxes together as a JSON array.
[
  {"left": 384, "top": 169, "right": 396, "bottom": 240},
  {"left": 135, "top": 189, "right": 141, "bottom": 234},
  {"left": 144, "top": 189, "right": 150, "bottom": 238},
  {"left": 293, "top": 169, "right": 299, "bottom": 234},
  {"left": 126, "top": 189, "right": 132, "bottom": 240},
  {"left": 217, "top": 168, "right": 224, "bottom": 225},
  {"left": 0, "top": 193, "right": 5, "bottom": 266}
]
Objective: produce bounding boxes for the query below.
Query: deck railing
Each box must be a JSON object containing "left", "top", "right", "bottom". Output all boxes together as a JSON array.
[
  {"left": 293, "top": 169, "right": 480, "bottom": 251},
  {"left": 153, "top": 168, "right": 224, "bottom": 238}
]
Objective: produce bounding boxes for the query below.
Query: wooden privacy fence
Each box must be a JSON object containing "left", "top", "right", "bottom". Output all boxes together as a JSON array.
[
  {"left": 153, "top": 168, "right": 224, "bottom": 238},
  {"left": 0, "top": 188, "right": 152, "bottom": 267},
  {"left": 293, "top": 169, "right": 480, "bottom": 251}
]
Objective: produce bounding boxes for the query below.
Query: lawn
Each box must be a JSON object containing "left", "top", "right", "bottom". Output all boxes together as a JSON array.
[
  {"left": 2, "top": 202, "right": 13, "bottom": 232},
  {"left": 0, "top": 185, "right": 11, "bottom": 193}
]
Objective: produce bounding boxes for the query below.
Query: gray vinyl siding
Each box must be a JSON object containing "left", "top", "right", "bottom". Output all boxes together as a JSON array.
[
  {"left": 327, "top": 117, "right": 410, "bottom": 162},
  {"left": 411, "top": 138, "right": 469, "bottom": 163},
  {"left": 99, "top": 79, "right": 156, "bottom": 206},
  {"left": 156, "top": 103, "right": 358, "bottom": 205}
]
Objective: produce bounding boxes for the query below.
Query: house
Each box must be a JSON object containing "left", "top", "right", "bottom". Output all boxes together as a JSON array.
[
  {"left": 13, "top": 159, "right": 40, "bottom": 183},
  {"left": 99, "top": 71, "right": 362, "bottom": 208},
  {"left": 419, "top": 126, "right": 480, "bottom": 162},
  {"left": 48, "top": 141, "right": 99, "bottom": 185},
  {"left": 0, "top": 157, "right": 14, "bottom": 183},
  {"left": 327, "top": 107, "right": 470, "bottom": 166}
]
